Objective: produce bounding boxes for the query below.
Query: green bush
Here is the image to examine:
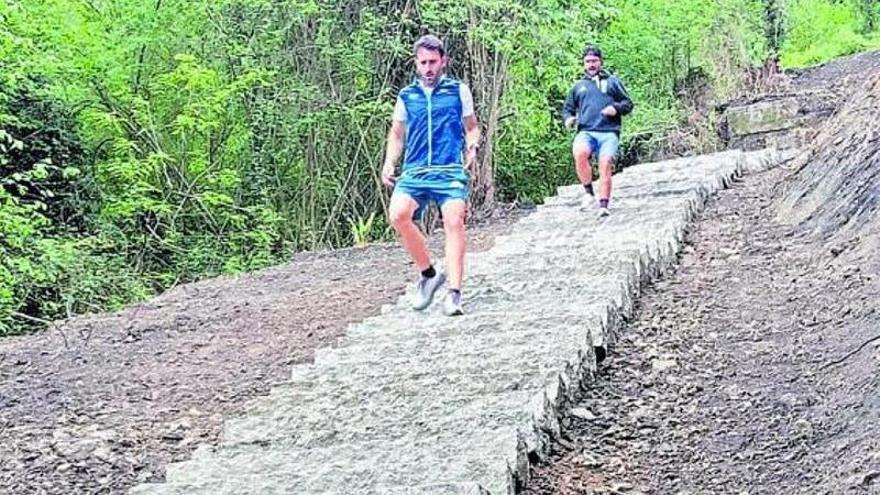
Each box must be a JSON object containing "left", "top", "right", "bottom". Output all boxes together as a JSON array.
[
  {"left": 4, "top": 0, "right": 878, "bottom": 334},
  {"left": 781, "top": 0, "right": 880, "bottom": 68}
]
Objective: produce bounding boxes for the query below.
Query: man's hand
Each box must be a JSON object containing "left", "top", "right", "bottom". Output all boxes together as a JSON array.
[
  {"left": 381, "top": 163, "right": 396, "bottom": 188},
  {"left": 465, "top": 144, "right": 478, "bottom": 170},
  {"left": 564, "top": 116, "right": 577, "bottom": 129},
  {"left": 601, "top": 105, "right": 618, "bottom": 117}
]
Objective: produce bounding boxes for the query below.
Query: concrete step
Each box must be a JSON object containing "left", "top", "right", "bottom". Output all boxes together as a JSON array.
[
  {"left": 222, "top": 389, "right": 543, "bottom": 450},
  {"left": 161, "top": 430, "right": 525, "bottom": 494},
  {"left": 375, "top": 262, "right": 642, "bottom": 313},
  {"left": 339, "top": 300, "right": 610, "bottom": 345},
  {"left": 483, "top": 232, "right": 681, "bottom": 260},
  {"left": 132, "top": 482, "right": 490, "bottom": 495},
  {"left": 320, "top": 310, "right": 598, "bottom": 367},
  {"left": 355, "top": 290, "right": 627, "bottom": 350},
  {"left": 311, "top": 325, "right": 595, "bottom": 379},
  {"left": 553, "top": 180, "right": 711, "bottom": 203}
]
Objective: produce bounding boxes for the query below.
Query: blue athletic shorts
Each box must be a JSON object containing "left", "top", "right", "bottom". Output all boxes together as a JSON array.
[
  {"left": 393, "top": 167, "right": 469, "bottom": 222},
  {"left": 573, "top": 130, "right": 620, "bottom": 159}
]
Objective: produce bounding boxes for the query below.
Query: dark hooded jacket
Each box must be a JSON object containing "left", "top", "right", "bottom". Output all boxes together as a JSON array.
[{"left": 562, "top": 69, "right": 633, "bottom": 134}]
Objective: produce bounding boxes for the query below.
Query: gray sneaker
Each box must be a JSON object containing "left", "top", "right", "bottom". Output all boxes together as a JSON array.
[
  {"left": 579, "top": 193, "right": 598, "bottom": 211},
  {"left": 443, "top": 290, "right": 464, "bottom": 316},
  {"left": 411, "top": 272, "right": 445, "bottom": 311}
]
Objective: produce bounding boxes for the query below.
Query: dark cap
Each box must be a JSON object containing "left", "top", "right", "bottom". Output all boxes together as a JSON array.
[{"left": 582, "top": 44, "right": 603, "bottom": 59}]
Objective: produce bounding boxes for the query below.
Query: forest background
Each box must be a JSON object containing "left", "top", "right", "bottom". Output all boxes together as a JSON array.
[{"left": 2, "top": 0, "right": 879, "bottom": 334}]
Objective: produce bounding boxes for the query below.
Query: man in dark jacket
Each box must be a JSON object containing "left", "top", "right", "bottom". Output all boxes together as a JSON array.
[{"left": 562, "top": 45, "right": 634, "bottom": 216}]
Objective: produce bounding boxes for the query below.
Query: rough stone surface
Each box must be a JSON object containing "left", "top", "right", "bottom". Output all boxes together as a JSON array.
[
  {"left": 128, "top": 149, "right": 774, "bottom": 495},
  {"left": 775, "top": 71, "right": 880, "bottom": 263},
  {"left": 721, "top": 93, "right": 833, "bottom": 150},
  {"left": 524, "top": 158, "right": 880, "bottom": 495},
  {"left": 718, "top": 50, "right": 880, "bottom": 151}
]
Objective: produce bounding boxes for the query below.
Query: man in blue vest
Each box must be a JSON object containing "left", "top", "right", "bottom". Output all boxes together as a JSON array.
[
  {"left": 381, "top": 35, "right": 481, "bottom": 316},
  {"left": 563, "top": 44, "right": 634, "bottom": 217}
]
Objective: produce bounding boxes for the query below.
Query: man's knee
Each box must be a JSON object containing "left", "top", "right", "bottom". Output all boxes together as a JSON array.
[
  {"left": 388, "top": 209, "right": 409, "bottom": 230},
  {"left": 388, "top": 199, "right": 416, "bottom": 229},
  {"left": 598, "top": 156, "right": 615, "bottom": 174},
  {"left": 574, "top": 147, "right": 591, "bottom": 163},
  {"left": 441, "top": 202, "right": 467, "bottom": 230},
  {"left": 443, "top": 212, "right": 465, "bottom": 230}
]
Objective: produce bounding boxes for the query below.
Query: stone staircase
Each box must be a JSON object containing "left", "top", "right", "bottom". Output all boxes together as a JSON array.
[{"left": 130, "top": 148, "right": 790, "bottom": 495}]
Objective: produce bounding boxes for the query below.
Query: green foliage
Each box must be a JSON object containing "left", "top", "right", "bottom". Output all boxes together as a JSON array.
[
  {"left": 349, "top": 212, "right": 383, "bottom": 249},
  {"left": 854, "top": 0, "right": 880, "bottom": 33},
  {"left": 781, "top": 0, "right": 880, "bottom": 68},
  {"left": 0, "top": 88, "right": 149, "bottom": 335},
  {"left": 2, "top": 0, "right": 877, "bottom": 334},
  {"left": 494, "top": 0, "right": 767, "bottom": 200}
]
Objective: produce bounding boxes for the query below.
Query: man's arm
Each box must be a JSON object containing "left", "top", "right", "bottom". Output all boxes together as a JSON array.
[
  {"left": 464, "top": 114, "right": 481, "bottom": 170},
  {"left": 382, "top": 118, "right": 406, "bottom": 187},
  {"left": 459, "top": 83, "right": 481, "bottom": 170},
  {"left": 562, "top": 84, "right": 579, "bottom": 128},
  {"left": 610, "top": 77, "right": 634, "bottom": 116}
]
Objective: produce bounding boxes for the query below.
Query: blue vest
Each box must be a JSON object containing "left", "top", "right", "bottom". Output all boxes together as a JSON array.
[{"left": 399, "top": 76, "right": 465, "bottom": 171}]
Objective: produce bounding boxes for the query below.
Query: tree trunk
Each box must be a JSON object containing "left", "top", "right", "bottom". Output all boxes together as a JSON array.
[{"left": 460, "top": 6, "right": 510, "bottom": 215}]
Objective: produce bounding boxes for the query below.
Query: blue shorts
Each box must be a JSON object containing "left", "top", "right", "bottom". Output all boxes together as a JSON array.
[
  {"left": 393, "top": 167, "right": 469, "bottom": 222},
  {"left": 573, "top": 130, "right": 620, "bottom": 159}
]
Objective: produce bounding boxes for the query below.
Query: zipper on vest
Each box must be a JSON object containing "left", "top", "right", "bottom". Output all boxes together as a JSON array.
[{"left": 426, "top": 86, "right": 433, "bottom": 166}]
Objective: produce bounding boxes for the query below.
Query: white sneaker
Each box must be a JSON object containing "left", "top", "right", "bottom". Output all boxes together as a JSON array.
[
  {"left": 442, "top": 290, "right": 464, "bottom": 316},
  {"left": 411, "top": 272, "right": 445, "bottom": 311},
  {"left": 598, "top": 207, "right": 610, "bottom": 217},
  {"left": 579, "top": 193, "right": 598, "bottom": 210}
]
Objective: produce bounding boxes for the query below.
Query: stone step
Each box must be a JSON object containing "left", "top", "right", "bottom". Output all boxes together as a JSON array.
[
  {"left": 552, "top": 156, "right": 741, "bottom": 198},
  {"left": 161, "top": 430, "right": 525, "bottom": 494},
  {"left": 491, "top": 217, "right": 689, "bottom": 241},
  {"left": 468, "top": 248, "right": 648, "bottom": 276},
  {"left": 553, "top": 181, "right": 712, "bottom": 202},
  {"left": 312, "top": 321, "right": 595, "bottom": 377},
  {"left": 383, "top": 255, "right": 645, "bottom": 300},
  {"left": 553, "top": 169, "right": 737, "bottom": 197},
  {"left": 313, "top": 482, "right": 490, "bottom": 495},
  {"left": 339, "top": 299, "right": 613, "bottom": 346},
  {"left": 474, "top": 246, "right": 650, "bottom": 270},
  {"left": 464, "top": 255, "right": 644, "bottom": 282},
  {"left": 379, "top": 284, "right": 633, "bottom": 330},
  {"left": 547, "top": 179, "right": 714, "bottom": 198},
  {"left": 473, "top": 241, "right": 654, "bottom": 264},
  {"left": 319, "top": 308, "right": 601, "bottom": 367},
  {"left": 361, "top": 285, "right": 631, "bottom": 348},
  {"left": 132, "top": 482, "right": 490, "bottom": 495},
  {"left": 479, "top": 242, "right": 677, "bottom": 280},
  {"left": 506, "top": 220, "right": 691, "bottom": 243},
  {"left": 360, "top": 483, "right": 489, "bottom": 495},
  {"left": 486, "top": 230, "right": 681, "bottom": 257},
  {"left": 222, "top": 388, "right": 546, "bottom": 450},
  {"left": 518, "top": 194, "right": 699, "bottom": 217},
  {"left": 538, "top": 191, "right": 705, "bottom": 211},
  {"left": 740, "top": 147, "right": 799, "bottom": 172},
  {"left": 130, "top": 485, "right": 188, "bottom": 495},
  {"left": 222, "top": 358, "right": 587, "bottom": 452}
]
